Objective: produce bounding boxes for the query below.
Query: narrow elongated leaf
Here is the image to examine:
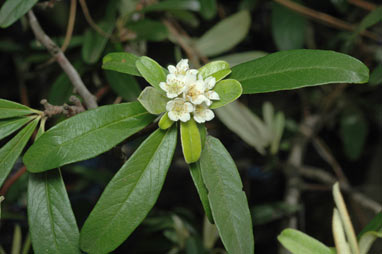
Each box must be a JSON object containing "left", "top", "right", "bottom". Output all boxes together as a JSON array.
[
  {"left": 332, "top": 208, "right": 351, "bottom": 254},
  {"left": 0, "top": 118, "right": 39, "bottom": 187},
  {"left": 141, "top": 0, "right": 200, "bottom": 12},
  {"left": 0, "top": 196, "right": 4, "bottom": 219},
  {"left": 28, "top": 169, "right": 81, "bottom": 254},
  {"left": 0, "top": 116, "right": 34, "bottom": 140},
  {"left": 369, "top": 64, "right": 382, "bottom": 86},
  {"left": 105, "top": 70, "right": 141, "bottom": 101},
  {"left": 0, "top": 0, "right": 38, "bottom": 28},
  {"left": 195, "top": 11, "right": 251, "bottom": 57},
  {"left": 23, "top": 102, "right": 155, "bottom": 172},
  {"left": 0, "top": 99, "right": 38, "bottom": 119},
  {"left": 189, "top": 162, "right": 214, "bottom": 223},
  {"left": 80, "top": 127, "right": 177, "bottom": 253},
  {"left": 358, "top": 213, "right": 382, "bottom": 254},
  {"left": 215, "top": 51, "right": 267, "bottom": 67},
  {"left": 231, "top": 50, "right": 369, "bottom": 94},
  {"left": 278, "top": 229, "right": 333, "bottom": 254},
  {"left": 138, "top": 87, "right": 169, "bottom": 114},
  {"left": 198, "top": 61, "right": 231, "bottom": 82},
  {"left": 102, "top": 52, "right": 141, "bottom": 76},
  {"left": 200, "top": 136, "right": 254, "bottom": 254},
  {"left": 136, "top": 56, "right": 167, "bottom": 90},
  {"left": 127, "top": 19, "right": 168, "bottom": 41},
  {"left": 181, "top": 119, "right": 202, "bottom": 164},
  {"left": 210, "top": 79, "right": 242, "bottom": 109}
]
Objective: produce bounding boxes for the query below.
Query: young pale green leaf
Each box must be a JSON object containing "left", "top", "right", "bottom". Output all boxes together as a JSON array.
[
  {"left": 358, "top": 212, "right": 382, "bottom": 254},
  {"left": 158, "top": 113, "right": 174, "bottom": 130},
  {"left": 200, "top": 136, "right": 254, "bottom": 254},
  {"left": 82, "top": 20, "right": 115, "bottom": 64},
  {"left": 136, "top": 56, "right": 167, "bottom": 90},
  {"left": 28, "top": 169, "right": 81, "bottom": 254},
  {"left": 278, "top": 229, "right": 333, "bottom": 254},
  {"left": 0, "top": 116, "right": 34, "bottom": 140},
  {"left": 195, "top": 11, "right": 251, "bottom": 57},
  {"left": 0, "top": 99, "right": 38, "bottom": 119},
  {"left": 12, "top": 224, "right": 22, "bottom": 254},
  {"left": 181, "top": 118, "right": 202, "bottom": 164},
  {"left": 0, "top": 0, "right": 38, "bottom": 28},
  {"left": 215, "top": 101, "right": 270, "bottom": 154},
  {"left": 231, "top": 50, "right": 370, "bottom": 94},
  {"left": 105, "top": 70, "right": 141, "bottom": 101},
  {"left": 271, "top": 2, "right": 307, "bottom": 50},
  {"left": 189, "top": 162, "right": 214, "bottom": 223},
  {"left": 80, "top": 127, "right": 177, "bottom": 253},
  {"left": 198, "top": 60, "right": 231, "bottom": 82},
  {"left": 127, "top": 19, "right": 168, "bottom": 41},
  {"left": 215, "top": 51, "right": 268, "bottom": 67},
  {"left": 102, "top": 52, "right": 141, "bottom": 76},
  {"left": 210, "top": 79, "right": 242, "bottom": 109},
  {"left": 138, "top": 87, "right": 168, "bottom": 115},
  {"left": 332, "top": 208, "right": 351, "bottom": 254},
  {"left": 141, "top": 0, "right": 200, "bottom": 12},
  {"left": 199, "top": 0, "right": 217, "bottom": 20},
  {"left": 0, "top": 117, "right": 39, "bottom": 187},
  {"left": 23, "top": 102, "right": 155, "bottom": 172}
]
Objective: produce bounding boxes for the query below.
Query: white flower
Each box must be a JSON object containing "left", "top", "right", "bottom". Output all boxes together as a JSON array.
[
  {"left": 193, "top": 103, "right": 215, "bottom": 123},
  {"left": 203, "top": 76, "right": 220, "bottom": 106},
  {"left": 184, "top": 76, "right": 209, "bottom": 105},
  {"left": 166, "top": 98, "right": 194, "bottom": 122}
]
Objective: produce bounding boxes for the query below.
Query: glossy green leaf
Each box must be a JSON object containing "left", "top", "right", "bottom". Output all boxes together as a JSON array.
[
  {"left": 159, "top": 113, "right": 174, "bottom": 130},
  {"left": 358, "top": 212, "right": 382, "bottom": 254},
  {"left": 199, "top": 0, "right": 216, "bottom": 20},
  {"left": 80, "top": 127, "right": 177, "bottom": 253},
  {"left": 23, "top": 102, "right": 155, "bottom": 172},
  {"left": 105, "top": 70, "right": 141, "bottom": 101},
  {"left": 0, "top": 0, "right": 38, "bottom": 28},
  {"left": 189, "top": 162, "right": 214, "bottom": 223},
  {"left": 0, "top": 116, "right": 34, "bottom": 140},
  {"left": 141, "top": 0, "right": 200, "bottom": 12},
  {"left": 102, "top": 52, "right": 141, "bottom": 76},
  {"left": 200, "top": 136, "right": 254, "bottom": 254},
  {"left": 369, "top": 64, "right": 382, "bottom": 86},
  {"left": 127, "top": 19, "right": 168, "bottom": 41},
  {"left": 0, "top": 117, "right": 39, "bottom": 187},
  {"left": 215, "top": 51, "right": 267, "bottom": 67},
  {"left": 136, "top": 56, "right": 167, "bottom": 90},
  {"left": 181, "top": 119, "right": 202, "bottom": 164},
  {"left": 138, "top": 87, "right": 168, "bottom": 115},
  {"left": 28, "top": 169, "right": 81, "bottom": 254},
  {"left": 0, "top": 99, "right": 38, "bottom": 119},
  {"left": 195, "top": 11, "right": 251, "bottom": 57},
  {"left": 210, "top": 79, "right": 242, "bottom": 109},
  {"left": 231, "top": 50, "right": 370, "bottom": 94},
  {"left": 271, "top": 1, "right": 307, "bottom": 50},
  {"left": 198, "top": 61, "right": 231, "bottom": 82},
  {"left": 278, "top": 229, "right": 333, "bottom": 254}
]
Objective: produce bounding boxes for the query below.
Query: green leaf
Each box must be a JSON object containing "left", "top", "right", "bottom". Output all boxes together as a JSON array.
[
  {"left": 352, "top": 7, "right": 382, "bottom": 39},
  {"left": 0, "top": 117, "right": 39, "bottom": 187},
  {"left": 127, "top": 19, "right": 168, "bottom": 41},
  {"left": 369, "top": 64, "right": 382, "bottom": 86},
  {"left": 231, "top": 50, "right": 370, "bottom": 94},
  {"left": 28, "top": 169, "right": 81, "bottom": 254},
  {"left": 0, "top": 196, "right": 4, "bottom": 219},
  {"left": 189, "top": 162, "right": 214, "bottom": 223},
  {"left": 169, "top": 10, "right": 199, "bottom": 27},
  {"left": 23, "top": 102, "right": 155, "bottom": 172},
  {"left": 210, "top": 79, "right": 243, "bottom": 109},
  {"left": 271, "top": 1, "right": 307, "bottom": 50},
  {"left": 138, "top": 87, "right": 169, "bottom": 114},
  {"left": 198, "top": 60, "right": 231, "bottom": 82},
  {"left": 200, "top": 136, "right": 254, "bottom": 254},
  {"left": 278, "top": 229, "right": 333, "bottom": 254},
  {"left": 251, "top": 202, "right": 300, "bottom": 225},
  {"left": 359, "top": 212, "right": 382, "bottom": 238},
  {"left": 105, "top": 70, "right": 141, "bottom": 101},
  {"left": 136, "top": 56, "right": 167, "bottom": 90},
  {"left": 0, "top": 99, "right": 38, "bottom": 120},
  {"left": 215, "top": 51, "right": 267, "bottom": 67},
  {"left": 0, "top": 116, "right": 34, "bottom": 140},
  {"left": 0, "top": 0, "right": 38, "bottom": 28},
  {"left": 11, "top": 224, "right": 21, "bottom": 254},
  {"left": 181, "top": 119, "right": 202, "bottom": 164},
  {"left": 102, "top": 52, "right": 141, "bottom": 76},
  {"left": 332, "top": 208, "right": 351, "bottom": 253},
  {"left": 358, "top": 212, "right": 382, "bottom": 254},
  {"left": 199, "top": 0, "right": 217, "bottom": 20},
  {"left": 159, "top": 113, "right": 174, "bottom": 130},
  {"left": 141, "top": 0, "right": 200, "bottom": 12},
  {"left": 80, "top": 127, "right": 177, "bottom": 253},
  {"left": 270, "top": 111, "right": 285, "bottom": 154},
  {"left": 195, "top": 11, "right": 251, "bottom": 57}
]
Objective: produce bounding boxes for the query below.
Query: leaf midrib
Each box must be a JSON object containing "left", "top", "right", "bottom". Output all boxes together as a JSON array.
[{"left": 44, "top": 173, "right": 60, "bottom": 252}]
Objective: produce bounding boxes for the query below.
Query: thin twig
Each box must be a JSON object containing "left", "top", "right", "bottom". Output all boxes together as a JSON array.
[
  {"left": 61, "top": 0, "right": 77, "bottom": 52},
  {"left": 78, "top": 0, "right": 110, "bottom": 38},
  {"left": 28, "top": 10, "right": 98, "bottom": 109},
  {"left": 0, "top": 166, "right": 27, "bottom": 196},
  {"left": 274, "top": 0, "right": 379, "bottom": 41},
  {"left": 348, "top": 0, "right": 377, "bottom": 11}
]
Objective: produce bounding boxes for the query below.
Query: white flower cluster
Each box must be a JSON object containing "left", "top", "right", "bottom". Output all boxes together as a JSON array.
[{"left": 160, "top": 59, "right": 220, "bottom": 123}]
